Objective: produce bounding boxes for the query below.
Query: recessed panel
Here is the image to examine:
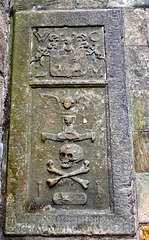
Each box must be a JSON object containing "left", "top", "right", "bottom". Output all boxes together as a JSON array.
[
  {"left": 27, "top": 87, "right": 109, "bottom": 212},
  {"left": 31, "top": 27, "right": 106, "bottom": 80}
]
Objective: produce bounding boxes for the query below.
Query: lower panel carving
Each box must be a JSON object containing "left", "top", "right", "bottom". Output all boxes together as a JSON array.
[{"left": 27, "top": 86, "right": 110, "bottom": 212}]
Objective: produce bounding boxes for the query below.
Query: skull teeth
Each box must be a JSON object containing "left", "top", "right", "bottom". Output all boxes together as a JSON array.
[{"left": 61, "top": 162, "right": 72, "bottom": 168}]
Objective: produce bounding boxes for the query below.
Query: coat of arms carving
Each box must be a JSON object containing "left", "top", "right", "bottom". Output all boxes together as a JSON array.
[{"left": 31, "top": 27, "right": 106, "bottom": 79}]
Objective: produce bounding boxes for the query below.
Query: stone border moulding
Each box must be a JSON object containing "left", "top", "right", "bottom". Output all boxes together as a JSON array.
[{"left": 5, "top": 9, "right": 136, "bottom": 236}]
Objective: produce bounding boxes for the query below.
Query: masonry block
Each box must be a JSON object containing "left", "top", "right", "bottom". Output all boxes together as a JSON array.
[
  {"left": 133, "top": 132, "right": 149, "bottom": 172},
  {"left": 131, "top": 91, "right": 145, "bottom": 131},
  {"left": 136, "top": 174, "right": 149, "bottom": 222},
  {"left": 124, "top": 8, "right": 147, "bottom": 46},
  {"left": 126, "top": 47, "right": 149, "bottom": 90}
]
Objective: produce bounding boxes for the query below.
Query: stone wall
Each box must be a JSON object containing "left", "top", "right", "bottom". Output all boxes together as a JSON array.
[{"left": 0, "top": 0, "right": 149, "bottom": 239}]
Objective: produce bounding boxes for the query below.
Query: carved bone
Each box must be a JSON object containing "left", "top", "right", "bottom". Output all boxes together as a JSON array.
[{"left": 47, "top": 160, "right": 90, "bottom": 189}]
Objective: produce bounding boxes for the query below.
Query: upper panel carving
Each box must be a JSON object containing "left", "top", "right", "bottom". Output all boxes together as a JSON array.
[{"left": 30, "top": 27, "right": 106, "bottom": 80}]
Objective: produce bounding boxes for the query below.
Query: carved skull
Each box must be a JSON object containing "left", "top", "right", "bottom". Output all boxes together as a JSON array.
[{"left": 59, "top": 143, "right": 84, "bottom": 168}]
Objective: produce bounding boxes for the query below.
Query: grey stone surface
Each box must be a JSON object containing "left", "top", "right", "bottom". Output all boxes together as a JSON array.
[
  {"left": 124, "top": 8, "right": 147, "bottom": 46},
  {"left": 109, "top": 0, "right": 149, "bottom": 7},
  {"left": 75, "top": 0, "right": 108, "bottom": 8},
  {"left": 4, "top": 9, "right": 135, "bottom": 237},
  {"left": 0, "top": 237, "right": 138, "bottom": 240},
  {"left": 10, "top": 0, "right": 149, "bottom": 9},
  {"left": 125, "top": 46, "right": 149, "bottom": 90},
  {"left": 10, "top": 0, "right": 73, "bottom": 10},
  {"left": 130, "top": 90, "right": 145, "bottom": 131},
  {"left": 0, "top": 126, "right": 2, "bottom": 205},
  {"left": 146, "top": 9, "right": 149, "bottom": 46},
  {"left": 13, "top": 0, "right": 149, "bottom": 9},
  {"left": 136, "top": 173, "right": 149, "bottom": 222},
  {"left": 0, "top": 77, "right": 4, "bottom": 125},
  {"left": 0, "top": 10, "right": 7, "bottom": 74},
  {"left": 109, "top": 0, "right": 132, "bottom": 7}
]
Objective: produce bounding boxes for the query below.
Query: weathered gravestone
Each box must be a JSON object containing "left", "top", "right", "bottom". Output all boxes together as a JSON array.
[{"left": 5, "top": 10, "right": 136, "bottom": 236}]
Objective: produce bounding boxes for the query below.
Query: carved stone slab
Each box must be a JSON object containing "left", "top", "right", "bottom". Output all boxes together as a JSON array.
[{"left": 5, "top": 10, "right": 136, "bottom": 236}]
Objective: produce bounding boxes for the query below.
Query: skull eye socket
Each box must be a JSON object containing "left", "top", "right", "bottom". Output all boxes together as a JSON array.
[
  {"left": 67, "top": 153, "right": 73, "bottom": 158},
  {"left": 60, "top": 152, "right": 66, "bottom": 157}
]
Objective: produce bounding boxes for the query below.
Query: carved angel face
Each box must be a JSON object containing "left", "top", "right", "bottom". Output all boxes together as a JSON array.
[
  {"left": 63, "top": 97, "right": 73, "bottom": 109},
  {"left": 64, "top": 37, "right": 73, "bottom": 52},
  {"left": 59, "top": 143, "right": 84, "bottom": 168}
]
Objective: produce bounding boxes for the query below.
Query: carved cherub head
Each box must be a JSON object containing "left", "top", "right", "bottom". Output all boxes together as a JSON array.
[{"left": 64, "top": 37, "right": 74, "bottom": 52}]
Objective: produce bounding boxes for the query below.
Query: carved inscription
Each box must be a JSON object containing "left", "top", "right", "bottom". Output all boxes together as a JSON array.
[
  {"left": 53, "top": 192, "right": 87, "bottom": 205},
  {"left": 31, "top": 27, "right": 106, "bottom": 80}
]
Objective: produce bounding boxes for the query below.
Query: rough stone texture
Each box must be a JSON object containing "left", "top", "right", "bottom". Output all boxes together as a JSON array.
[
  {"left": 0, "top": 125, "right": 2, "bottom": 204},
  {"left": 0, "top": 10, "right": 7, "bottom": 76},
  {"left": 133, "top": 132, "right": 149, "bottom": 172},
  {"left": 0, "top": 235, "right": 137, "bottom": 240},
  {"left": 125, "top": 46, "right": 149, "bottom": 90},
  {"left": 0, "top": 77, "right": 4, "bottom": 125},
  {"left": 109, "top": 0, "right": 149, "bottom": 7},
  {"left": 146, "top": 9, "right": 149, "bottom": 47},
  {"left": 10, "top": 0, "right": 149, "bottom": 9},
  {"left": 124, "top": 9, "right": 147, "bottom": 46},
  {"left": 0, "top": 10, "right": 7, "bottom": 121},
  {"left": 0, "top": 6, "right": 7, "bottom": 206},
  {"left": 109, "top": 0, "right": 131, "bottom": 7},
  {"left": 0, "top": 4, "right": 9, "bottom": 240},
  {"left": 136, "top": 173, "right": 149, "bottom": 222},
  {"left": 11, "top": 0, "right": 73, "bottom": 10},
  {"left": 75, "top": 0, "right": 108, "bottom": 8},
  {"left": 131, "top": 90, "right": 145, "bottom": 131}
]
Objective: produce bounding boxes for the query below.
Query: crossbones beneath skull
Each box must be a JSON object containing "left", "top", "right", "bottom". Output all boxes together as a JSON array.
[{"left": 47, "top": 159, "right": 90, "bottom": 189}]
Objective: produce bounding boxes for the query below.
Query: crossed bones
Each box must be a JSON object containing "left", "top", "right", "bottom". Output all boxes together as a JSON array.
[{"left": 47, "top": 160, "right": 90, "bottom": 189}]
